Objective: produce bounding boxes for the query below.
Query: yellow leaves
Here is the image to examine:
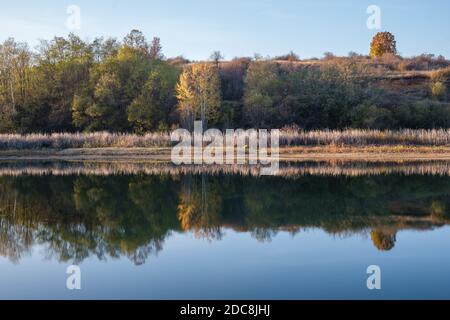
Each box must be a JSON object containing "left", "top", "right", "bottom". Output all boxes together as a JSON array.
[
  {"left": 177, "top": 203, "right": 196, "bottom": 231},
  {"left": 370, "top": 32, "right": 397, "bottom": 58},
  {"left": 175, "top": 68, "right": 195, "bottom": 109},
  {"left": 370, "top": 230, "right": 396, "bottom": 251},
  {"left": 175, "top": 63, "right": 221, "bottom": 123}
]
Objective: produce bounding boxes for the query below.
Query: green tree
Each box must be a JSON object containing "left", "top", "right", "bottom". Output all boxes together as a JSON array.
[
  {"left": 149, "top": 37, "right": 164, "bottom": 60},
  {"left": 73, "top": 72, "right": 124, "bottom": 131},
  {"left": 210, "top": 51, "right": 224, "bottom": 67},
  {"left": 91, "top": 37, "right": 120, "bottom": 62},
  {"left": 243, "top": 61, "right": 282, "bottom": 127},
  {"left": 128, "top": 63, "right": 178, "bottom": 132},
  {"left": 34, "top": 34, "right": 94, "bottom": 131},
  {"left": 0, "top": 38, "right": 33, "bottom": 132},
  {"left": 123, "top": 29, "right": 149, "bottom": 54},
  {"left": 72, "top": 31, "right": 155, "bottom": 131}
]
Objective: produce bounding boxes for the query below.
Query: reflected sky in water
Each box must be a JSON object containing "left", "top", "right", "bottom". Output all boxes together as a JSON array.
[{"left": 0, "top": 161, "right": 450, "bottom": 299}]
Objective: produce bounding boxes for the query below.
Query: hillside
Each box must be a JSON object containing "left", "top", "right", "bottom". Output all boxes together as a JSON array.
[{"left": 2, "top": 31, "right": 450, "bottom": 133}]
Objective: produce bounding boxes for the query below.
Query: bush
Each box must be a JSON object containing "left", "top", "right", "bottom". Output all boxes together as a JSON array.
[
  {"left": 274, "top": 51, "right": 300, "bottom": 62},
  {"left": 379, "top": 53, "right": 401, "bottom": 71},
  {"left": 431, "top": 67, "right": 450, "bottom": 82},
  {"left": 400, "top": 55, "right": 450, "bottom": 71},
  {"left": 351, "top": 103, "right": 394, "bottom": 129},
  {"left": 322, "top": 52, "right": 336, "bottom": 61},
  {"left": 395, "top": 100, "right": 450, "bottom": 128},
  {"left": 431, "top": 81, "right": 447, "bottom": 100}
]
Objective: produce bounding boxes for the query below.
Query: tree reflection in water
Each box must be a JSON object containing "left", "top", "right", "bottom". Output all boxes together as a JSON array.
[{"left": 0, "top": 168, "right": 450, "bottom": 265}]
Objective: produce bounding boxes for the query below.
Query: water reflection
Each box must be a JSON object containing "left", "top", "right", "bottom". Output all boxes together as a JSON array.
[
  {"left": 2, "top": 160, "right": 450, "bottom": 176},
  {"left": 1, "top": 161, "right": 450, "bottom": 265}
]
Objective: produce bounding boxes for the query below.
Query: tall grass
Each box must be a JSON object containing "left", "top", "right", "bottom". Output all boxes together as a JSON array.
[
  {"left": 0, "top": 132, "right": 171, "bottom": 150},
  {"left": 1, "top": 129, "right": 450, "bottom": 150},
  {"left": 279, "top": 128, "right": 450, "bottom": 146}
]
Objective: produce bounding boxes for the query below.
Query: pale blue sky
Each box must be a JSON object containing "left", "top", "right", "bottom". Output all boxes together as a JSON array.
[{"left": 1, "top": 0, "right": 449, "bottom": 60}]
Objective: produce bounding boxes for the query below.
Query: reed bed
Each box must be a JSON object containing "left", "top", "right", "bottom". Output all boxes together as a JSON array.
[
  {"left": 279, "top": 128, "right": 450, "bottom": 146},
  {"left": 0, "top": 132, "right": 171, "bottom": 150},
  {"left": 1, "top": 129, "right": 450, "bottom": 150}
]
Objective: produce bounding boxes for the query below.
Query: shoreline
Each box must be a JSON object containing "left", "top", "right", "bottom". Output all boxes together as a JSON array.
[{"left": 2, "top": 146, "right": 450, "bottom": 162}]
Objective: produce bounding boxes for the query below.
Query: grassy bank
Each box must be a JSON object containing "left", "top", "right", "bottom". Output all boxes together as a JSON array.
[
  {"left": 1, "top": 129, "right": 450, "bottom": 161},
  {"left": 0, "top": 132, "right": 171, "bottom": 150},
  {"left": 2, "top": 129, "right": 450, "bottom": 150}
]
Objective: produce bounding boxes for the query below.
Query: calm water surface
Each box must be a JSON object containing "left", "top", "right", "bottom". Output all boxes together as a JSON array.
[{"left": 0, "top": 161, "right": 450, "bottom": 299}]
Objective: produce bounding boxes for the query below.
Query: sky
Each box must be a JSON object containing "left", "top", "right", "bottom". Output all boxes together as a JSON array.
[{"left": 0, "top": 0, "right": 449, "bottom": 60}]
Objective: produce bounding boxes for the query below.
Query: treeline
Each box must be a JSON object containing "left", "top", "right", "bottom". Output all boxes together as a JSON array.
[
  {"left": 0, "top": 30, "right": 179, "bottom": 133},
  {"left": 1, "top": 29, "right": 450, "bottom": 133}
]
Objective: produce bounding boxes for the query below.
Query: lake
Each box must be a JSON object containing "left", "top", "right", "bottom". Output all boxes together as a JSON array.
[{"left": 0, "top": 160, "right": 450, "bottom": 299}]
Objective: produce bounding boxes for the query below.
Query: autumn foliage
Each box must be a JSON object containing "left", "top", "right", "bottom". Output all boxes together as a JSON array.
[{"left": 370, "top": 31, "right": 397, "bottom": 58}]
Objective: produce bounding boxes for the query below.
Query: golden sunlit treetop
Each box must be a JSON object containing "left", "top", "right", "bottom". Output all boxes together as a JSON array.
[{"left": 370, "top": 31, "right": 397, "bottom": 58}]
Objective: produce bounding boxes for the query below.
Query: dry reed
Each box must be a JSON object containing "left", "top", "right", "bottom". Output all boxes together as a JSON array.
[{"left": 1, "top": 129, "right": 450, "bottom": 150}]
